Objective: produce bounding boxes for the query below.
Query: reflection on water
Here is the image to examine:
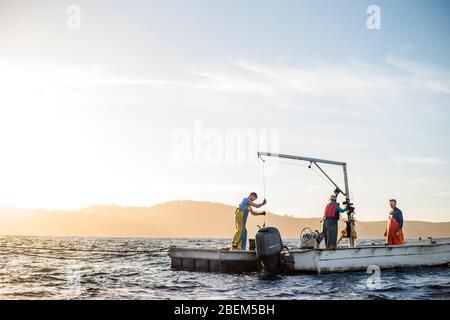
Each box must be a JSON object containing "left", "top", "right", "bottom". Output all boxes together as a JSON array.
[{"left": 0, "top": 235, "right": 449, "bottom": 300}]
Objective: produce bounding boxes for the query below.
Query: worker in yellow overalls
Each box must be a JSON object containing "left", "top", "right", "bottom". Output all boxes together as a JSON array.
[{"left": 232, "top": 192, "right": 267, "bottom": 250}]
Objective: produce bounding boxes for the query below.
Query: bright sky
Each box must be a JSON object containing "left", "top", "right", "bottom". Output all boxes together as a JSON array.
[{"left": 0, "top": 0, "right": 449, "bottom": 221}]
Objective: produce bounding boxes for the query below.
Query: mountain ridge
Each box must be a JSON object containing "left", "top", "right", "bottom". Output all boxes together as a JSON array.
[{"left": 0, "top": 200, "right": 449, "bottom": 239}]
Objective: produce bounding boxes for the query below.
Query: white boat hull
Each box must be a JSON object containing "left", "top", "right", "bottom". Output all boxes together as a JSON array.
[{"left": 286, "top": 239, "right": 450, "bottom": 273}]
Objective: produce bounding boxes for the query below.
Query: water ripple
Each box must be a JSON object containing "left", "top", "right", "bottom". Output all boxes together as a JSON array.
[{"left": 0, "top": 235, "right": 448, "bottom": 299}]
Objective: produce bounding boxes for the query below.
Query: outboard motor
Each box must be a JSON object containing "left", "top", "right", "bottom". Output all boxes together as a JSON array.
[{"left": 255, "top": 227, "right": 283, "bottom": 275}]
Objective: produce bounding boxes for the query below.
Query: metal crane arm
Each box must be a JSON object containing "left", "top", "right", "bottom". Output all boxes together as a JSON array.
[{"left": 257, "top": 151, "right": 350, "bottom": 201}]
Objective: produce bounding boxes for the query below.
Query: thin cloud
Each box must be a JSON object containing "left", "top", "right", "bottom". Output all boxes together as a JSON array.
[
  {"left": 393, "top": 156, "right": 447, "bottom": 165},
  {"left": 210, "top": 56, "right": 450, "bottom": 99},
  {"left": 386, "top": 55, "right": 450, "bottom": 94},
  {"left": 433, "top": 191, "right": 450, "bottom": 197},
  {"left": 4, "top": 56, "right": 449, "bottom": 98}
]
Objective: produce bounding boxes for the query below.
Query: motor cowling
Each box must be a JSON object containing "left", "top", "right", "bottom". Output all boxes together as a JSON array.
[{"left": 255, "top": 227, "right": 283, "bottom": 275}]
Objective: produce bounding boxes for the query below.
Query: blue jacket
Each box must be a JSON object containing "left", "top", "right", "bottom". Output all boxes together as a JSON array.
[
  {"left": 330, "top": 200, "right": 348, "bottom": 213},
  {"left": 392, "top": 207, "right": 404, "bottom": 229},
  {"left": 239, "top": 197, "right": 251, "bottom": 225}
]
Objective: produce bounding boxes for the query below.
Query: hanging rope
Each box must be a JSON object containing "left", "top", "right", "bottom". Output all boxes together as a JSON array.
[
  {"left": 261, "top": 159, "right": 266, "bottom": 200},
  {"left": 260, "top": 156, "right": 267, "bottom": 227},
  {"left": 258, "top": 157, "right": 312, "bottom": 228}
]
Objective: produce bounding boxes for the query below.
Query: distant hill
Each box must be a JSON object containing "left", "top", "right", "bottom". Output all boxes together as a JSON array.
[{"left": 0, "top": 201, "right": 449, "bottom": 239}]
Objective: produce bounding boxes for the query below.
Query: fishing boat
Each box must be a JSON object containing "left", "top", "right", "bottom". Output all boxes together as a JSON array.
[
  {"left": 169, "top": 151, "right": 450, "bottom": 275},
  {"left": 169, "top": 237, "right": 450, "bottom": 274}
]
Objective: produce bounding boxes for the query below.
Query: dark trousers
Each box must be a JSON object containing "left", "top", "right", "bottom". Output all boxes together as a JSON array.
[{"left": 324, "top": 218, "right": 338, "bottom": 249}]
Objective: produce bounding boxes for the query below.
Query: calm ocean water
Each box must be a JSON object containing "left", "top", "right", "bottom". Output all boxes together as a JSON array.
[{"left": 0, "top": 235, "right": 449, "bottom": 300}]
